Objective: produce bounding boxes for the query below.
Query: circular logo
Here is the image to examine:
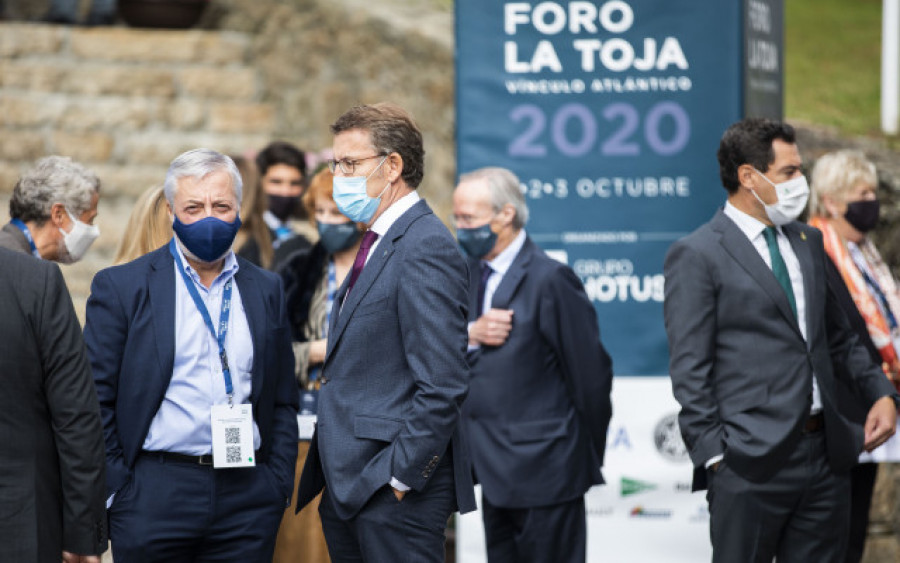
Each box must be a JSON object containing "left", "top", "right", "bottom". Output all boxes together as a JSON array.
[{"left": 653, "top": 413, "right": 689, "bottom": 462}]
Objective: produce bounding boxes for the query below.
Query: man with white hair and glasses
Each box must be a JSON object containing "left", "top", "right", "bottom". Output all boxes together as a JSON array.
[
  {"left": 0, "top": 155, "right": 101, "bottom": 263},
  {"left": 84, "top": 148, "right": 298, "bottom": 561}
]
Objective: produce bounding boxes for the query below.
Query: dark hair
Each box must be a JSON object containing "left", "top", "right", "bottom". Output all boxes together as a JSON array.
[
  {"left": 255, "top": 141, "right": 307, "bottom": 178},
  {"left": 717, "top": 118, "right": 796, "bottom": 194},
  {"left": 331, "top": 102, "right": 425, "bottom": 188}
]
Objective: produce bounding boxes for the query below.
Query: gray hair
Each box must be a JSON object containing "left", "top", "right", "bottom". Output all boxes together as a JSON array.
[
  {"left": 163, "top": 148, "right": 243, "bottom": 206},
  {"left": 458, "top": 167, "right": 529, "bottom": 229},
  {"left": 10, "top": 156, "right": 100, "bottom": 225},
  {"left": 809, "top": 150, "right": 878, "bottom": 217}
]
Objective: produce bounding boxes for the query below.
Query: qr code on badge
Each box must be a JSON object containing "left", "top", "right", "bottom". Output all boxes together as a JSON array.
[
  {"left": 226, "top": 445, "right": 241, "bottom": 463},
  {"left": 225, "top": 427, "right": 241, "bottom": 444}
]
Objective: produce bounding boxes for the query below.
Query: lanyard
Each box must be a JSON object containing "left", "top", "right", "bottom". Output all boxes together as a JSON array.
[
  {"left": 168, "top": 239, "right": 235, "bottom": 402},
  {"left": 10, "top": 219, "right": 41, "bottom": 258}
]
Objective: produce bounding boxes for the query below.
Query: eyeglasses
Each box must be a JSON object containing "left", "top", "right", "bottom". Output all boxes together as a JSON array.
[{"left": 327, "top": 154, "right": 386, "bottom": 175}]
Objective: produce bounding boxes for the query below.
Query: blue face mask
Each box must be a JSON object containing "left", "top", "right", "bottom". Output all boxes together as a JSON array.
[
  {"left": 332, "top": 156, "right": 389, "bottom": 224},
  {"left": 318, "top": 221, "right": 362, "bottom": 254},
  {"left": 457, "top": 223, "right": 498, "bottom": 258},
  {"left": 172, "top": 214, "right": 242, "bottom": 262}
]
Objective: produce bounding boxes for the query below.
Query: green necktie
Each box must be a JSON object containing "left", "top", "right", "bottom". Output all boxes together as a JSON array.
[{"left": 762, "top": 226, "right": 797, "bottom": 318}]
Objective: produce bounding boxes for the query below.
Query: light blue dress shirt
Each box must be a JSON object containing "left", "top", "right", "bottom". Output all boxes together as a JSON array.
[{"left": 142, "top": 244, "right": 260, "bottom": 455}]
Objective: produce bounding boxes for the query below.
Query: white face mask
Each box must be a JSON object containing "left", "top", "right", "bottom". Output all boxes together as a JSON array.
[
  {"left": 58, "top": 208, "right": 100, "bottom": 263},
  {"left": 750, "top": 169, "right": 810, "bottom": 226}
]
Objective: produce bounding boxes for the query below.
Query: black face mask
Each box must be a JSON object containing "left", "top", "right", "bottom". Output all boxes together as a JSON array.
[
  {"left": 844, "top": 199, "right": 880, "bottom": 233},
  {"left": 268, "top": 195, "right": 300, "bottom": 222}
]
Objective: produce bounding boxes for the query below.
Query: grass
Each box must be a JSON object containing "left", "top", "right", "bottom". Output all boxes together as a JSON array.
[{"left": 785, "top": 0, "right": 885, "bottom": 137}]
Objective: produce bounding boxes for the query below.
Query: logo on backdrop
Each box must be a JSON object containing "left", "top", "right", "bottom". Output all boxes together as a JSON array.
[
  {"left": 653, "top": 413, "right": 689, "bottom": 462},
  {"left": 620, "top": 476, "right": 657, "bottom": 497}
]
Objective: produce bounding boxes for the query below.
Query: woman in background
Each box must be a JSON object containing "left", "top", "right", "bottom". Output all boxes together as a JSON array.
[
  {"left": 272, "top": 167, "right": 362, "bottom": 563},
  {"left": 113, "top": 185, "right": 171, "bottom": 265},
  {"left": 809, "top": 149, "right": 900, "bottom": 563},
  {"left": 231, "top": 155, "right": 274, "bottom": 269}
]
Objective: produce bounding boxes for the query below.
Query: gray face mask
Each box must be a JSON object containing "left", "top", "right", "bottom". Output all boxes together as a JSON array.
[
  {"left": 58, "top": 208, "right": 100, "bottom": 263},
  {"left": 750, "top": 169, "right": 810, "bottom": 226}
]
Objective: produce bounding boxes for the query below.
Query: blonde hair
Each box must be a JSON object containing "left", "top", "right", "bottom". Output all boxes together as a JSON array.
[
  {"left": 113, "top": 186, "right": 173, "bottom": 265},
  {"left": 231, "top": 155, "right": 274, "bottom": 269},
  {"left": 809, "top": 150, "right": 878, "bottom": 217}
]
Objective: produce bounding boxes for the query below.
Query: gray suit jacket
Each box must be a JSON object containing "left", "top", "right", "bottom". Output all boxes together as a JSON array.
[
  {"left": 0, "top": 222, "right": 31, "bottom": 254},
  {"left": 0, "top": 248, "right": 107, "bottom": 561},
  {"left": 296, "top": 199, "right": 476, "bottom": 519},
  {"left": 664, "top": 209, "right": 897, "bottom": 490}
]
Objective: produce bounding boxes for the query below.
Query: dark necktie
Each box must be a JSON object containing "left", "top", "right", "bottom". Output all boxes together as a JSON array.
[
  {"left": 346, "top": 230, "right": 379, "bottom": 296},
  {"left": 477, "top": 262, "right": 493, "bottom": 317},
  {"left": 762, "top": 226, "right": 797, "bottom": 318}
]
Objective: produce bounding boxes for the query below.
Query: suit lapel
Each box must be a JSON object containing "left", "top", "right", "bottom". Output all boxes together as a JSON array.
[
  {"left": 467, "top": 257, "right": 481, "bottom": 322},
  {"left": 324, "top": 199, "right": 431, "bottom": 362},
  {"left": 489, "top": 237, "right": 533, "bottom": 310},
  {"left": 149, "top": 247, "right": 176, "bottom": 394},
  {"left": 234, "top": 264, "right": 265, "bottom": 405},
  {"left": 784, "top": 224, "right": 815, "bottom": 343},
  {"left": 713, "top": 211, "right": 802, "bottom": 337}
]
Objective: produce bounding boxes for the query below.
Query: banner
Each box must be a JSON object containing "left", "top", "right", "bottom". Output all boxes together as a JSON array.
[{"left": 456, "top": 0, "right": 744, "bottom": 376}]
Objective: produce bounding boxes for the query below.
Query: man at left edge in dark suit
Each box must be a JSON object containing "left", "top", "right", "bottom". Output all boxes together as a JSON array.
[
  {"left": 84, "top": 148, "right": 299, "bottom": 561},
  {"left": 0, "top": 248, "right": 106, "bottom": 562}
]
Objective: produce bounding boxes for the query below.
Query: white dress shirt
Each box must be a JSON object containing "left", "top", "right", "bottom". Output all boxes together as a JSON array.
[{"left": 142, "top": 244, "right": 260, "bottom": 454}]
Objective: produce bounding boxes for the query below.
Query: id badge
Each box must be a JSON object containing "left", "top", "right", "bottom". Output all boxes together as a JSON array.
[{"left": 211, "top": 403, "right": 256, "bottom": 468}]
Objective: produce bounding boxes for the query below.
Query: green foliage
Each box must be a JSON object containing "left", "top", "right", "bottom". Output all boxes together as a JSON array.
[{"left": 785, "top": 0, "right": 885, "bottom": 136}]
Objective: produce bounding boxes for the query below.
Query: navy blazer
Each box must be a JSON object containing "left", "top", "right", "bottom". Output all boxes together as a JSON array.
[
  {"left": 296, "top": 199, "right": 477, "bottom": 519},
  {"left": 664, "top": 210, "right": 898, "bottom": 491},
  {"left": 84, "top": 245, "right": 299, "bottom": 500},
  {"left": 461, "top": 236, "right": 613, "bottom": 508}
]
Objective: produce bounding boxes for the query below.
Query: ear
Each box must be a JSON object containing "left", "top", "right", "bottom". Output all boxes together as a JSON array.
[
  {"left": 737, "top": 164, "right": 757, "bottom": 190},
  {"left": 49, "top": 202, "right": 68, "bottom": 228},
  {"left": 384, "top": 152, "right": 403, "bottom": 184},
  {"left": 822, "top": 193, "right": 843, "bottom": 218},
  {"left": 496, "top": 203, "right": 516, "bottom": 227}
]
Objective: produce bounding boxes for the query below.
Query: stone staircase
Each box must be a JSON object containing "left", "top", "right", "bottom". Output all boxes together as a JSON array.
[{"left": 0, "top": 22, "right": 277, "bottom": 313}]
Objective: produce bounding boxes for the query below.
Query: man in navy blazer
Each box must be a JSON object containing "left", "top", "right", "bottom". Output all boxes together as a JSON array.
[
  {"left": 295, "top": 103, "right": 475, "bottom": 563},
  {"left": 84, "top": 149, "right": 298, "bottom": 561},
  {"left": 453, "top": 167, "right": 613, "bottom": 563}
]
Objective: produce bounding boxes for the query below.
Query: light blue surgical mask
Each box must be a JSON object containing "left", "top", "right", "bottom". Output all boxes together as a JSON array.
[{"left": 332, "top": 156, "right": 389, "bottom": 224}]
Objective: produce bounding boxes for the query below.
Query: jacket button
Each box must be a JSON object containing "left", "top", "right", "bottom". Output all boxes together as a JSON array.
[{"left": 320, "top": 377, "right": 329, "bottom": 385}]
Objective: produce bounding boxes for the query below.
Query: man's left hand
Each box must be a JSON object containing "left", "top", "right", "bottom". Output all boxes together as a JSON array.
[
  {"left": 863, "top": 395, "right": 897, "bottom": 452},
  {"left": 62, "top": 552, "right": 101, "bottom": 563}
]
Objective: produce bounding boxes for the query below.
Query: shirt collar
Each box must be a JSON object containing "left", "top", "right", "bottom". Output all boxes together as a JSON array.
[
  {"left": 370, "top": 191, "right": 421, "bottom": 238},
  {"left": 723, "top": 200, "right": 780, "bottom": 241},
  {"left": 171, "top": 238, "right": 239, "bottom": 289},
  {"left": 263, "top": 210, "right": 284, "bottom": 230},
  {"left": 486, "top": 229, "right": 526, "bottom": 276}
]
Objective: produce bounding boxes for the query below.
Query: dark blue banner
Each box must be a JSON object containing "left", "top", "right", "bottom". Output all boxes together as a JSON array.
[{"left": 456, "top": 0, "right": 747, "bottom": 375}]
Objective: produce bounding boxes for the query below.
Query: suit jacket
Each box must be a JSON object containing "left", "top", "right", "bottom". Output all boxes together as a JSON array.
[
  {"left": 296, "top": 199, "right": 477, "bottom": 519},
  {"left": 664, "top": 210, "right": 898, "bottom": 491},
  {"left": 0, "top": 222, "right": 31, "bottom": 254},
  {"left": 461, "top": 236, "right": 613, "bottom": 509},
  {"left": 84, "top": 245, "right": 299, "bottom": 501},
  {"left": 0, "top": 248, "right": 106, "bottom": 561}
]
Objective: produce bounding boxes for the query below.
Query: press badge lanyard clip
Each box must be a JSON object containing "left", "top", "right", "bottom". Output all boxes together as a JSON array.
[
  {"left": 10, "top": 218, "right": 41, "bottom": 259},
  {"left": 169, "top": 239, "right": 235, "bottom": 405}
]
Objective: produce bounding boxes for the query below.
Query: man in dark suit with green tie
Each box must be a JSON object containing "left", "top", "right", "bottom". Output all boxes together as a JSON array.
[{"left": 664, "top": 118, "right": 899, "bottom": 562}]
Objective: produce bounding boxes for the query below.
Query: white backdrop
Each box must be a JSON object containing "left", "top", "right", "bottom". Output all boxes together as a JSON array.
[{"left": 456, "top": 377, "right": 711, "bottom": 562}]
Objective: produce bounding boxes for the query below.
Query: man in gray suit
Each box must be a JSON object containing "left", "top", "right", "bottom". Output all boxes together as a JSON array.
[
  {"left": 0, "top": 247, "right": 106, "bottom": 562},
  {"left": 0, "top": 156, "right": 100, "bottom": 263},
  {"left": 295, "top": 102, "right": 476, "bottom": 563},
  {"left": 664, "top": 117, "right": 898, "bottom": 562}
]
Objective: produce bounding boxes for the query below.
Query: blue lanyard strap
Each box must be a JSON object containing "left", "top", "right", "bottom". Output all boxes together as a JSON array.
[
  {"left": 10, "top": 218, "right": 41, "bottom": 258},
  {"left": 168, "top": 239, "right": 234, "bottom": 399}
]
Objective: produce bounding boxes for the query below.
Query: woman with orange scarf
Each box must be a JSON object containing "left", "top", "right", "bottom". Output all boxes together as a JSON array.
[{"left": 809, "top": 149, "right": 900, "bottom": 563}]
